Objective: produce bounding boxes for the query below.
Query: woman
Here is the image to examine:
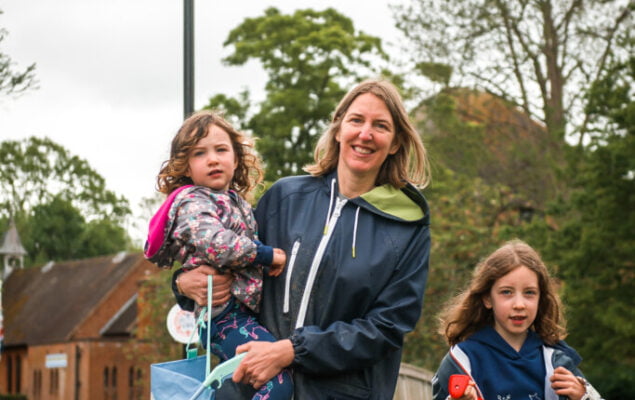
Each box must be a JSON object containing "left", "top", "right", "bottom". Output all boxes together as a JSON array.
[{"left": 173, "top": 79, "right": 431, "bottom": 399}]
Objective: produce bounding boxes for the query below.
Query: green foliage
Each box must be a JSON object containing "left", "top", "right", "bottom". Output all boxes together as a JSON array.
[
  {"left": 403, "top": 166, "right": 531, "bottom": 369},
  {"left": 0, "top": 394, "right": 27, "bottom": 400},
  {"left": 22, "top": 196, "right": 85, "bottom": 263},
  {"left": 0, "top": 136, "right": 130, "bottom": 221},
  {"left": 81, "top": 218, "right": 131, "bottom": 259},
  {"left": 205, "top": 90, "right": 251, "bottom": 129},
  {"left": 402, "top": 52, "right": 635, "bottom": 399},
  {"left": 542, "top": 56, "right": 635, "bottom": 398},
  {"left": 0, "top": 136, "right": 133, "bottom": 265},
  {"left": 208, "top": 7, "right": 387, "bottom": 180},
  {"left": 415, "top": 62, "right": 452, "bottom": 86},
  {"left": 128, "top": 270, "right": 183, "bottom": 364},
  {"left": 8, "top": 196, "right": 132, "bottom": 266},
  {"left": 0, "top": 9, "right": 36, "bottom": 97}
]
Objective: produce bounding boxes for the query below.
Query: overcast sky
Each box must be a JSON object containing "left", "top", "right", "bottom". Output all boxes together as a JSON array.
[{"left": 0, "top": 0, "right": 405, "bottom": 243}]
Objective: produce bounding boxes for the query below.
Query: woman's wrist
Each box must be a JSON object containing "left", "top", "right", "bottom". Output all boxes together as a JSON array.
[{"left": 175, "top": 274, "right": 185, "bottom": 295}]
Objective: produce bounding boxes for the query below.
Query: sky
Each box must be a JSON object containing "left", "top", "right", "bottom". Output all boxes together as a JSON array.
[{"left": 0, "top": 0, "right": 405, "bottom": 244}]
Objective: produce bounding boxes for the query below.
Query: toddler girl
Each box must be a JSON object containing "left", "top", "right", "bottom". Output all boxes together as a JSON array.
[{"left": 145, "top": 110, "right": 293, "bottom": 399}]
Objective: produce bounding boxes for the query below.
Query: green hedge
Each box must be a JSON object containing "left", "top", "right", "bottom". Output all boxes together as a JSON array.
[{"left": 0, "top": 395, "right": 28, "bottom": 400}]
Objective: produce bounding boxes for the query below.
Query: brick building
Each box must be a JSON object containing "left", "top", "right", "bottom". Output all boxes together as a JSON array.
[{"left": 0, "top": 252, "right": 161, "bottom": 400}]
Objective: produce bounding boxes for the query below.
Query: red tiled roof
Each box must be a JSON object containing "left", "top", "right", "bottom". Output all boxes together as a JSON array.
[{"left": 2, "top": 252, "right": 146, "bottom": 346}]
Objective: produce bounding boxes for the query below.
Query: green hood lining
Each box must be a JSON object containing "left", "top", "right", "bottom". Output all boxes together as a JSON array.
[{"left": 360, "top": 184, "right": 424, "bottom": 221}]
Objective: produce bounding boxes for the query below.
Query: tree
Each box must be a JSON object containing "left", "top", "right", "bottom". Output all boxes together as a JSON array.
[
  {"left": 392, "top": 0, "right": 633, "bottom": 146},
  {"left": 206, "top": 7, "right": 387, "bottom": 180},
  {"left": 483, "top": 52, "right": 634, "bottom": 398},
  {"left": 0, "top": 136, "right": 130, "bottom": 221},
  {"left": 403, "top": 165, "right": 522, "bottom": 369},
  {"left": 0, "top": 137, "right": 133, "bottom": 265},
  {"left": 403, "top": 92, "right": 550, "bottom": 370},
  {"left": 22, "top": 196, "right": 86, "bottom": 263},
  {"left": 0, "top": 9, "right": 36, "bottom": 97},
  {"left": 543, "top": 54, "right": 634, "bottom": 398}
]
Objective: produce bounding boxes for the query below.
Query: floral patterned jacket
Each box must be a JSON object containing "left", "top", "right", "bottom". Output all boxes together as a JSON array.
[{"left": 144, "top": 185, "right": 273, "bottom": 313}]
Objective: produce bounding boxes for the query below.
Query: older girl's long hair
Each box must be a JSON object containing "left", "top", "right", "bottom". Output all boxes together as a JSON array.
[
  {"left": 304, "top": 79, "right": 430, "bottom": 188},
  {"left": 438, "top": 239, "right": 567, "bottom": 346},
  {"left": 156, "top": 110, "right": 263, "bottom": 199}
]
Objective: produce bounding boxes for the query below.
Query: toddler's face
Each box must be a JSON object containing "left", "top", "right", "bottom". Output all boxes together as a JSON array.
[{"left": 186, "top": 125, "right": 237, "bottom": 191}]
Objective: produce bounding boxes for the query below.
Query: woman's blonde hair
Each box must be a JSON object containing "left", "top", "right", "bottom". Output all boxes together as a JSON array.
[
  {"left": 304, "top": 79, "right": 430, "bottom": 188},
  {"left": 438, "top": 239, "right": 567, "bottom": 346},
  {"left": 156, "top": 110, "right": 263, "bottom": 199}
]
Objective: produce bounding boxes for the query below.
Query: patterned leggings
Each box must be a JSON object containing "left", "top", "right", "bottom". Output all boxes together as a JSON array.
[{"left": 200, "top": 300, "right": 294, "bottom": 400}]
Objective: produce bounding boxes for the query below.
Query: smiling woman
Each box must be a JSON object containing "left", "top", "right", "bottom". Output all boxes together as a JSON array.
[
  {"left": 174, "top": 79, "right": 433, "bottom": 399},
  {"left": 334, "top": 92, "right": 400, "bottom": 197}
]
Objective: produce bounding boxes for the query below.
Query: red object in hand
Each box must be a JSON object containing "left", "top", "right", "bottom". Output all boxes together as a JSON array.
[{"left": 449, "top": 374, "right": 471, "bottom": 399}]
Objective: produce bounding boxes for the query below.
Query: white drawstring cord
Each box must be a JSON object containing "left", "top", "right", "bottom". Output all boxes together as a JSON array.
[
  {"left": 324, "top": 178, "right": 336, "bottom": 234},
  {"left": 352, "top": 206, "right": 360, "bottom": 258}
]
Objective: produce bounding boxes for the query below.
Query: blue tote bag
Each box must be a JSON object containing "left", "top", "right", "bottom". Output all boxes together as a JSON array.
[
  {"left": 151, "top": 355, "right": 213, "bottom": 400},
  {"left": 151, "top": 276, "right": 246, "bottom": 400}
]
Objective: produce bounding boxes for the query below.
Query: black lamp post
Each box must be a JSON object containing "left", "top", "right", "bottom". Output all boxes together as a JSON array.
[{"left": 184, "top": 0, "right": 194, "bottom": 119}]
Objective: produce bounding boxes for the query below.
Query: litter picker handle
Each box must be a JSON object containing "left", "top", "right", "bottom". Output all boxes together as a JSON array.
[
  {"left": 449, "top": 374, "right": 484, "bottom": 400},
  {"left": 202, "top": 352, "right": 247, "bottom": 389},
  {"left": 449, "top": 374, "right": 471, "bottom": 399}
]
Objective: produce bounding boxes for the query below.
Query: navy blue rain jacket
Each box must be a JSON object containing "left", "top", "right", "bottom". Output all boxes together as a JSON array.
[{"left": 255, "top": 172, "right": 431, "bottom": 399}]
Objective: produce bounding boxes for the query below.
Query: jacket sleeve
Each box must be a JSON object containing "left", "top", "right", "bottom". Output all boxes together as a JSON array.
[
  {"left": 432, "top": 352, "right": 463, "bottom": 400},
  {"left": 289, "top": 224, "right": 431, "bottom": 374},
  {"left": 173, "top": 190, "right": 267, "bottom": 270},
  {"left": 171, "top": 268, "right": 195, "bottom": 311}
]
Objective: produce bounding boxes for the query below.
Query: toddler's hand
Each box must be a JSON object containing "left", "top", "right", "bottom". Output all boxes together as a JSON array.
[{"left": 268, "top": 248, "right": 286, "bottom": 277}]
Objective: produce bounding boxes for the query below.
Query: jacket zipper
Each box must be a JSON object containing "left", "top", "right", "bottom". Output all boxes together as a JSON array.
[
  {"left": 283, "top": 240, "right": 301, "bottom": 314},
  {"left": 295, "top": 197, "right": 347, "bottom": 329}
]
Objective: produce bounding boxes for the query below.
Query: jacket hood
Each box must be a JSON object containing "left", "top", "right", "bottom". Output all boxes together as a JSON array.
[
  {"left": 468, "top": 325, "right": 543, "bottom": 360},
  {"left": 319, "top": 172, "right": 429, "bottom": 259},
  {"left": 324, "top": 171, "right": 428, "bottom": 224},
  {"left": 551, "top": 339, "right": 583, "bottom": 365},
  {"left": 144, "top": 185, "right": 193, "bottom": 259}
]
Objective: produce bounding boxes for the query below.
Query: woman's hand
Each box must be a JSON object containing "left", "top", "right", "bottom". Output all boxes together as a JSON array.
[
  {"left": 550, "top": 366, "right": 586, "bottom": 400},
  {"left": 177, "top": 266, "right": 233, "bottom": 306},
  {"left": 232, "top": 339, "right": 294, "bottom": 389}
]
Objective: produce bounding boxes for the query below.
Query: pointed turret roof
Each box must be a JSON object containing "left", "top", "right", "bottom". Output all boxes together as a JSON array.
[{"left": 0, "top": 221, "right": 27, "bottom": 256}]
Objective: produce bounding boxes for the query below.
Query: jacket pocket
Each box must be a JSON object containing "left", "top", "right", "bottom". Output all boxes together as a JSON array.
[
  {"left": 321, "top": 371, "right": 371, "bottom": 399},
  {"left": 283, "top": 239, "right": 301, "bottom": 314}
]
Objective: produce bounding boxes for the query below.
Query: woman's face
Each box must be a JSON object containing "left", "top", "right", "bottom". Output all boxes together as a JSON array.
[{"left": 335, "top": 93, "right": 399, "bottom": 184}]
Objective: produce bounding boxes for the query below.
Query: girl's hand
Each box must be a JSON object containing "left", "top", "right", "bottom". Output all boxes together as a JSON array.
[
  {"left": 550, "top": 366, "right": 586, "bottom": 400},
  {"left": 460, "top": 384, "right": 478, "bottom": 400},
  {"left": 177, "top": 266, "right": 233, "bottom": 306},
  {"left": 268, "top": 248, "right": 287, "bottom": 277},
  {"left": 232, "top": 339, "right": 294, "bottom": 389}
]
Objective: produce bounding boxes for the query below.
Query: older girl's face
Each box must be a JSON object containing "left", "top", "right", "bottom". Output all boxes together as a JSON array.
[
  {"left": 335, "top": 93, "right": 399, "bottom": 185},
  {"left": 483, "top": 265, "right": 540, "bottom": 351}
]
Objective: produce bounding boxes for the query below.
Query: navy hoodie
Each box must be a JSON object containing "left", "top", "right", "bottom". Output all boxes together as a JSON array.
[{"left": 433, "top": 325, "right": 585, "bottom": 400}]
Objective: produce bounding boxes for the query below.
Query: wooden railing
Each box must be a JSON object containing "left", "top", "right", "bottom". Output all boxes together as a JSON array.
[{"left": 394, "top": 363, "right": 434, "bottom": 400}]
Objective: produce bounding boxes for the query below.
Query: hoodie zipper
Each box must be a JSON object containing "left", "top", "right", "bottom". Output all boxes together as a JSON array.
[
  {"left": 283, "top": 240, "right": 301, "bottom": 314},
  {"left": 295, "top": 196, "right": 347, "bottom": 329}
]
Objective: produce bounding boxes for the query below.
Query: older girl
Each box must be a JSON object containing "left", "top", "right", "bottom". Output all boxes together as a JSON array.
[{"left": 432, "top": 240, "right": 603, "bottom": 400}]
